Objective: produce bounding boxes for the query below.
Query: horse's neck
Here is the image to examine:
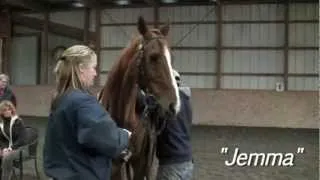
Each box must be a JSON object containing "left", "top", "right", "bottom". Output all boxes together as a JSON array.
[
  {"left": 102, "top": 89, "right": 139, "bottom": 131},
  {"left": 101, "top": 46, "right": 140, "bottom": 131}
]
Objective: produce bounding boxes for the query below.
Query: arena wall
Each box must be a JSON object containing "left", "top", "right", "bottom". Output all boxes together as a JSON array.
[{"left": 13, "top": 86, "right": 317, "bottom": 129}]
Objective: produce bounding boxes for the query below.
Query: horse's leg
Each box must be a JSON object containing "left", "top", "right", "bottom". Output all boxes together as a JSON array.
[
  {"left": 145, "top": 133, "right": 157, "bottom": 180},
  {"left": 131, "top": 156, "right": 148, "bottom": 180},
  {"left": 131, "top": 134, "right": 150, "bottom": 180},
  {"left": 111, "top": 161, "right": 124, "bottom": 180},
  {"left": 132, "top": 133, "right": 156, "bottom": 180}
]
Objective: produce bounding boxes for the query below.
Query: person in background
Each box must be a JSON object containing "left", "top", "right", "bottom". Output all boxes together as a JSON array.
[
  {"left": 43, "top": 45, "right": 132, "bottom": 180},
  {"left": 0, "top": 100, "right": 27, "bottom": 180},
  {"left": 155, "top": 69, "right": 194, "bottom": 180},
  {"left": 0, "top": 74, "right": 16, "bottom": 107}
]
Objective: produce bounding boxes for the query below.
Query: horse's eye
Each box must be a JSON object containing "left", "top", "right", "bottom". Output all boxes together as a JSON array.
[{"left": 149, "top": 54, "right": 159, "bottom": 63}]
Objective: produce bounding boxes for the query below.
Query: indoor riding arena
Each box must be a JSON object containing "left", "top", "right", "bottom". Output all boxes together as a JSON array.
[{"left": 0, "top": 0, "right": 318, "bottom": 179}]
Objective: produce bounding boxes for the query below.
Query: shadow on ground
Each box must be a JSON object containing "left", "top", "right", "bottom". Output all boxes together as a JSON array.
[{"left": 21, "top": 116, "right": 319, "bottom": 180}]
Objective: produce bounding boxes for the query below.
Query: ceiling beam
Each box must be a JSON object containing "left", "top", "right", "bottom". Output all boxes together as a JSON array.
[
  {"left": 143, "top": 0, "right": 157, "bottom": 6},
  {"left": 82, "top": 0, "right": 101, "bottom": 8},
  {"left": 12, "top": 15, "right": 96, "bottom": 41},
  {"left": 4, "top": 0, "right": 47, "bottom": 12}
]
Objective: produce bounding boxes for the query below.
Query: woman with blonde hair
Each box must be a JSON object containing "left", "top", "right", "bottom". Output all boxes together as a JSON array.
[
  {"left": 0, "top": 100, "right": 27, "bottom": 180},
  {"left": 43, "top": 45, "right": 131, "bottom": 180}
]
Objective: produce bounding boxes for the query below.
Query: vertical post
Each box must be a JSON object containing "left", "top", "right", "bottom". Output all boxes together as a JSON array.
[
  {"left": 3, "top": 8, "right": 12, "bottom": 76},
  {"left": 84, "top": 8, "right": 90, "bottom": 45},
  {"left": 95, "top": 7, "right": 101, "bottom": 86},
  {"left": 0, "top": 10, "right": 9, "bottom": 73},
  {"left": 0, "top": 39, "right": 2, "bottom": 72},
  {"left": 283, "top": 0, "right": 289, "bottom": 91},
  {"left": 153, "top": 3, "right": 159, "bottom": 28},
  {"left": 42, "top": 12, "right": 49, "bottom": 85},
  {"left": 215, "top": 2, "right": 222, "bottom": 89}
]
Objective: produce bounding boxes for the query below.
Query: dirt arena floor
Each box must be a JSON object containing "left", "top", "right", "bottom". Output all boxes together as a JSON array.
[{"left": 21, "top": 117, "right": 318, "bottom": 180}]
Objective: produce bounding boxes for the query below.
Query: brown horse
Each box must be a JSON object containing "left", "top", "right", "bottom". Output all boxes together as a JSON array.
[{"left": 98, "top": 16, "right": 180, "bottom": 180}]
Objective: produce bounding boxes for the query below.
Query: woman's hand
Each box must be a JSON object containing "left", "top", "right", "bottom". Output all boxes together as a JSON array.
[{"left": 121, "top": 128, "right": 132, "bottom": 138}]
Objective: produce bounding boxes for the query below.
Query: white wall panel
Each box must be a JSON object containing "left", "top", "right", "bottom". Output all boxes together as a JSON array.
[
  {"left": 20, "top": 11, "right": 96, "bottom": 33},
  {"left": 50, "top": 10, "right": 84, "bottom": 29},
  {"left": 13, "top": 25, "right": 40, "bottom": 33},
  {"left": 23, "top": 13, "right": 44, "bottom": 19},
  {"left": 288, "top": 77, "right": 317, "bottom": 91},
  {"left": 89, "top": 10, "right": 96, "bottom": 32},
  {"left": 222, "top": 50, "right": 283, "bottom": 73},
  {"left": 48, "top": 34, "right": 80, "bottom": 50},
  {"left": 100, "top": 50, "right": 121, "bottom": 72},
  {"left": 289, "top": 3, "right": 318, "bottom": 20},
  {"left": 159, "top": 6, "right": 215, "bottom": 22},
  {"left": 172, "top": 50, "right": 216, "bottom": 73},
  {"left": 289, "top": 23, "right": 318, "bottom": 46},
  {"left": 99, "top": 73, "right": 108, "bottom": 86},
  {"left": 96, "top": 4, "right": 317, "bottom": 91},
  {"left": 181, "top": 75, "right": 215, "bottom": 88},
  {"left": 101, "top": 8, "right": 154, "bottom": 24},
  {"left": 169, "top": 24, "right": 215, "bottom": 46},
  {"left": 10, "top": 36, "right": 39, "bottom": 85},
  {"left": 222, "top": 76, "right": 283, "bottom": 90},
  {"left": 222, "top": 4, "right": 284, "bottom": 21},
  {"left": 101, "top": 26, "right": 136, "bottom": 47},
  {"left": 47, "top": 34, "right": 80, "bottom": 84},
  {"left": 223, "top": 24, "right": 284, "bottom": 46},
  {"left": 288, "top": 50, "right": 318, "bottom": 74}
]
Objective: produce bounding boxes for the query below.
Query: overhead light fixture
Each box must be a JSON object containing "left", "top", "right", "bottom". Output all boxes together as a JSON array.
[
  {"left": 162, "top": 0, "right": 178, "bottom": 3},
  {"left": 72, "top": 1, "right": 84, "bottom": 7},
  {"left": 115, "top": 0, "right": 130, "bottom": 5}
]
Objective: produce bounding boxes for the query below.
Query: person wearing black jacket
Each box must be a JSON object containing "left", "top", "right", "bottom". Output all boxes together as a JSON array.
[
  {"left": 137, "top": 69, "right": 194, "bottom": 180},
  {"left": 156, "top": 70, "right": 193, "bottom": 180},
  {"left": 0, "top": 100, "right": 27, "bottom": 180}
]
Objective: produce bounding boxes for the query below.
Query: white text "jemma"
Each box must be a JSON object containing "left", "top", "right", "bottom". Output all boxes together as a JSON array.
[{"left": 221, "top": 147, "right": 301, "bottom": 167}]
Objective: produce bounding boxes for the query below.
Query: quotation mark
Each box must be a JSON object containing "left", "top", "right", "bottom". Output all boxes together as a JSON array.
[
  {"left": 221, "top": 147, "right": 228, "bottom": 154},
  {"left": 297, "top": 147, "right": 304, "bottom": 154}
]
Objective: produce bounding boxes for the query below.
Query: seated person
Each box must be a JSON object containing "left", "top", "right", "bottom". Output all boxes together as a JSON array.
[{"left": 0, "top": 100, "right": 27, "bottom": 180}]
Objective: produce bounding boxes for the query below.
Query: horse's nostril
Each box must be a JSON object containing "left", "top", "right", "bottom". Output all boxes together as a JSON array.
[{"left": 169, "top": 103, "right": 176, "bottom": 114}]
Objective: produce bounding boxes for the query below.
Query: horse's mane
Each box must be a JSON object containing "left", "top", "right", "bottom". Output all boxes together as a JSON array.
[{"left": 100, "top": 35, "right": 142, "bottom": 130}]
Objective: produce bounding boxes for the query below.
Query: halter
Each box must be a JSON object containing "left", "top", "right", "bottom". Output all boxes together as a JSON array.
[
  {"left": 134, "top": 36, "right": 169, "bottom": 135},
  {"left": 135, "top": 36, "right": 164, "bottom": 92},
  {"left": 118, "top": 36, "right": 171, "bottom": 180}
]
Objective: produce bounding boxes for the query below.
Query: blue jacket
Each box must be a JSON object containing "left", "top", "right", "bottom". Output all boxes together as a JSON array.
[
  {"left": 156, "top": 88, "right": 193, "bottom": 165},
  {"left": 43, "top": 90, "right": 129, "bottom": 180}
]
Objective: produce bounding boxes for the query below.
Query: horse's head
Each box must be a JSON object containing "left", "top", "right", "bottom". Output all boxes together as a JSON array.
[{"left": 136, "top": 16, "right": 180, "bottom": 115}]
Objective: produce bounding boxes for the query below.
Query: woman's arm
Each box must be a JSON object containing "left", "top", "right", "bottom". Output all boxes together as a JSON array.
[
  {"left": 11, "top": 119, "right": 26, "bottom": 149},
  {"left": 76, "top": 95, "right": 130, "bottom": 158}
]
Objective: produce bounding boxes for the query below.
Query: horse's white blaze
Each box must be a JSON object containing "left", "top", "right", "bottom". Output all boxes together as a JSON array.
[{"left": 164, "top": 45, "right": 181, "bottom": 114}]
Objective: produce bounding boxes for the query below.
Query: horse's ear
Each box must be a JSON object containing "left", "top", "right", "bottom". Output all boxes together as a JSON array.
[
  {"left": 137, "top": 16, "right": 148, "bottom": 37},
  {"left": 160, "top": 20, "right": 170, "bottom": 36}
]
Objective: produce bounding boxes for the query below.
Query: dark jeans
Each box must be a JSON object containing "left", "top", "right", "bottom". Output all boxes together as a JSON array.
[{"left": 157, "top": 161, "right": 194, "bottom": 180}]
